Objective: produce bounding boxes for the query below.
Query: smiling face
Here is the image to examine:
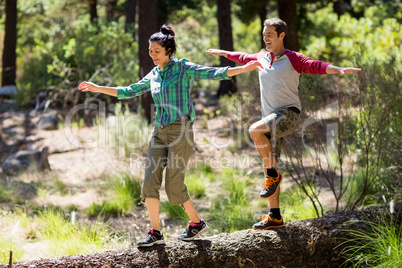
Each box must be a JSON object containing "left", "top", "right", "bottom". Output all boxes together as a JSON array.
[
  {"left": 262, "top": 25, "right": 285, "bottom": 55},
  {"left": 149, "top": 42, "right": 171, "bottom": 69}
]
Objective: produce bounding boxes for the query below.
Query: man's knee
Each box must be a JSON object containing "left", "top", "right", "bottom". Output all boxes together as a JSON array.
[{"left": 249, "top": 121, "right": 269, "bottom": 140}]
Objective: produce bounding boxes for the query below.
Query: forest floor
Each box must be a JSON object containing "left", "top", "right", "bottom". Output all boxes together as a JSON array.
[{"left": 0, "top": 97, "right": 342, "bottom": 264}]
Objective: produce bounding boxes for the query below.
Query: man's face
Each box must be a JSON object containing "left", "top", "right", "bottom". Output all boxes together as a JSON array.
[{"left": 262, "top": 25, "right": 284, "bottom": 54}]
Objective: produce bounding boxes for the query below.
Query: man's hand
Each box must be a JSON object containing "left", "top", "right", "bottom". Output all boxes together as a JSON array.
[
  {"left": 326, "top": 65, "right": 361, "bottom": 75},
  {"left": 338, "top": 67, "right": 361, "bottom": 75},
  {"left": 205, "top": 49, "right": 227, "bottom": 57},
  {"left": 78, "top": 81, "right": 99, "bottom": 92}
]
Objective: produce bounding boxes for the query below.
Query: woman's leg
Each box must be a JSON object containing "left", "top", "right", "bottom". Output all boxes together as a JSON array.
[
  {"left": 182, "top": 198, "right": 201, "bottom": 223},
  {"left": 145, "top": 198, "right": 161, "bottom": 231},
  {"left": 142, "top": 130, "right": 167, "bottom": 231}
]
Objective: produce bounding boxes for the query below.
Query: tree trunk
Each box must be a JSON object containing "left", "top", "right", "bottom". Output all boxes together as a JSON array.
[
  {"left": 138, "top": 0, "right": 158, "bottom": 123},
  {"left": 258, "top": 4, "right": 266, "bottom": 49},
  {"left": 7, "top": 204, "right": 401, "bottom": 268},
  {"left": 106, "top": 0, "right": 118, "bottom": 21},
  {"left": 277, "top": 0, "right": 299, "bottom": 51},
  {"left": 2, "top": 0, "right": 17, "bottom": 87},
  {"left": 89, "top": 0, "right": 98, "bottom": 22},
  {"left": 125, "top": 0, "right": 136, "bottom": 37},
  {"left": 217, "top": 0, "right": 236, "bottom": 97}
]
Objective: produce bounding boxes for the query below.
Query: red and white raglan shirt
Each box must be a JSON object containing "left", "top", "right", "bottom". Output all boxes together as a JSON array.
[{"left": 227, "top": 50, "right": 330, "bottom": 117}]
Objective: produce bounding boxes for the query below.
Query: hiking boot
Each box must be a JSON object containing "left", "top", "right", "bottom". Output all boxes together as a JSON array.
[
  {"left": 260, "top": 172, "right": 282, "bottom": 198},
  {"left": 137, "top": 229, "right": 165, "bottom": 247},
  {"left": 178, "top": 219, "right": 208, "bottom": 241},
  {"left": 253, "top": 214, "right": 284, "bottom": 230}
]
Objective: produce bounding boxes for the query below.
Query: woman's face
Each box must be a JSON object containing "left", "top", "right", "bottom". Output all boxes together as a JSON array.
[{"left": 149, "top": 42, "right": 170, "bottom": 68}]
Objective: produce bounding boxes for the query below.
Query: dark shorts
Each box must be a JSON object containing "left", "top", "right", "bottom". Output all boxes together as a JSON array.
[{"left": 261, "top": 107, "right": 301, "bottom": 159}]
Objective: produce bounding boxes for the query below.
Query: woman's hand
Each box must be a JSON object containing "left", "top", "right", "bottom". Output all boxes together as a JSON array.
[
  {"left": 226, "top": 60, "right": 263, "bottom": 77},
  {"left": 78, "top": 81, "right": 99, "bottom": 92},
  {"left": 242, "top": 60, "right": 264, "bottom": 72}
]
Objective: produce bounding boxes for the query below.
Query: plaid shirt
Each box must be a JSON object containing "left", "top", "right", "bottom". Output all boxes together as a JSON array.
[{"left": 117, "top": 58, "right": 230, "bottom": 126}]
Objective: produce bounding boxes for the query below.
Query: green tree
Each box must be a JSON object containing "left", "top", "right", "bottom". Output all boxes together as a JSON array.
[{"left": 234, "top": 0, "right": 271, "bottom": 49}]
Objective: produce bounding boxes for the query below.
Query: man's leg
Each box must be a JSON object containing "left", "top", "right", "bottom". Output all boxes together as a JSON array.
[
  {"left": 249, "top": 121, "right": 275, "bottom": 170},
  {"left": 249, "top": 119, "right": 282, "bottom": 199}
]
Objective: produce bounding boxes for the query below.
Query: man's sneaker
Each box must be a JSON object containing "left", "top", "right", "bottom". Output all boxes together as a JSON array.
[
  {"left": 178, "top": 219, "right": 208, "bottom": 241},
  {"left": 253, "top": 214, "right": 284, "bottom": 230},
  {"left": 137, "top": 230, "right": 165, "bottom": 247},
  {"left": 260, "top": 172, "right": 282, "bottom": 198}
]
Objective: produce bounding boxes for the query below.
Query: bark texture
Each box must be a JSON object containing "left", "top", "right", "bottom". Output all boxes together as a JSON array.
[
  {"left": 5, "top": 204, "right": 401, "bottom": 268},
  {"left": 138, "top": 0, "right": 158, "bottom": 123},
  {"left": 2, "top": 0, "right": 17, "bottom": 86},
  {"left": 217, "top": 0, "right": 236, "bottom": 97}
]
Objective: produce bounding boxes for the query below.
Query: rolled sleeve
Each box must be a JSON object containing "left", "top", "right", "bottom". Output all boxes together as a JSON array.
[
  {"left": 181, "top": 59, "right": 231, "bottom": 80},
  {"left": 117, "top": 72, "right": 152, "bottom": 100}
]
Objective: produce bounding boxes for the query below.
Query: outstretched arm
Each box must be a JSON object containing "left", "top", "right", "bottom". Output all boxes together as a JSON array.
[
  {"left": 326, "top": 65, "right": 361, "bottom": 75},
  {"left": 206, "top": 48, "right": 264, "bottom": 65},
  {"left": 226, "top": 61, "right": 263, "bottom": 77},
  {"left": 78, "top": 81, "right": 118, "bottom": 97},
  {"left": 205, "top": 49, "right": 231, "bottom": 58}
]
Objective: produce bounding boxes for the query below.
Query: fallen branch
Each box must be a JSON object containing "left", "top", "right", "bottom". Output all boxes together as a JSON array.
[{"left": 3, "top": 203, "right": 401, "bottom": 268}]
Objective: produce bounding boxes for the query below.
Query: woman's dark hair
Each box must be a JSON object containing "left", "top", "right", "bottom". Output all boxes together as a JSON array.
[{"left": 149, "top": 24, "right": 177, "bottom": 58}]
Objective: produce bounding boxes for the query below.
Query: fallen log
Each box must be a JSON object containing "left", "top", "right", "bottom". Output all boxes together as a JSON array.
[{"left": 4, "top": 203, "right": 401, "bottom": 268}]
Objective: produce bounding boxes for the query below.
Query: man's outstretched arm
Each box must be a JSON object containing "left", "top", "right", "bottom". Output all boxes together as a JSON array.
[{"left": 326, "top": 65, "right": 361, "bottom": 75}]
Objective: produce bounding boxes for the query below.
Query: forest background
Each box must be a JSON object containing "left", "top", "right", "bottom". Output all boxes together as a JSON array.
[{"left": 0, "top": 0, "right": 401, "bottom": 266}]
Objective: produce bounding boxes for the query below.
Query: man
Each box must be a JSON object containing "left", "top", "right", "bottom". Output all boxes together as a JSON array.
[{"left": 206, "top": 18, "right": 360, "bottom": 229}]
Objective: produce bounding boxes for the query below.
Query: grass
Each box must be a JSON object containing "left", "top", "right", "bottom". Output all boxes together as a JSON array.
[
  {"left": 86, "top": 173, "right": 142, "bottom": 217},
  {"left": 340, "top": 213, "right": 402, "bottom": 268},
  {"left": 281, "top": 187, "right": 320, "bottom": 221},
  {"left": 37, "top": 209, "right": 127, "bottom": 257},
  {"left": 185, "top": 174, "right": 207, "bottom": 198},
  {"left": 208, "top": 168, "right": 255, "bottom": 232},
  {"left": 160, "top": 202, "right": 190, "bottom": 225},
  {"left": 188, "top": 162, "right": 216, "bottom": 182},
  {"left": 0, "top": 234, "right": 24, "bottom": 264},
  {"left": 0, "top": 187, "right": 12, "bottom": 203}
]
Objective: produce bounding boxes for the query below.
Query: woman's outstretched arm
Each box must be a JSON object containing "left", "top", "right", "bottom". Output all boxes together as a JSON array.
[{"left": 78, "top": 81, "right": 118, "bottom": 97}]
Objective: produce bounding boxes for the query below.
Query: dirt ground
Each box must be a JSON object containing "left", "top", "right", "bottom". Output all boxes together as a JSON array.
[
  {"left": 0, "top": 100, "right": 270, "bottom": 261},
  {"left": 0, "top": 98, "right": 343, "bottom": 263}
]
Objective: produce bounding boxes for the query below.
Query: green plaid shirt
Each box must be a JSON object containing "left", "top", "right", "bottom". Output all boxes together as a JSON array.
[{"left": 117, "top": 58, "right": 230, "bottom": 126}]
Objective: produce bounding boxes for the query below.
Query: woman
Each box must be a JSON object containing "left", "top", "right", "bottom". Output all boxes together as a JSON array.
[{"left": 78, "top": 24, "right": 262, "bottom": 247}]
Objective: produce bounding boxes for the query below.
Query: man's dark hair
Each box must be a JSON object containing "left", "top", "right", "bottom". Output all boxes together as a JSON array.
[
  {"left": 264, "top": 18, "right": 288, "bottom": 37},
  {"left": 149, "top": 24, "right": 177, "bottom": 58}
]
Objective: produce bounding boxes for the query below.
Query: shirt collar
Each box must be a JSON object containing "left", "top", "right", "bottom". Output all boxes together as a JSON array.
[{"left": 157, "top": 58, "right": 177, "bottom": 72}]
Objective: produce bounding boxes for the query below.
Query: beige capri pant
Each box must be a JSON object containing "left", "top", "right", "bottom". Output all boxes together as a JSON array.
[{"left": 142, "top": 118, "right": 194, "bottom": 205}]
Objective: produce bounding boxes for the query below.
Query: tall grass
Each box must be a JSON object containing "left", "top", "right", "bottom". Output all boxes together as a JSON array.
[
  {"left": 160, "top": 202, "right": 190, "bottom": 225},
  {"left": 208, "top": 169, "right": 255, "bottom": 232},
  {"left": 340, "top": 213, "right": 402, "bottom": 267},
  {"left": 86, "top": 173, "right": 142, "bottom": 217},
  {"left": 0, "top": 235, "right": 24, "bottom": 264},
  {"left": 38, "top": 209, "right": 126, "bottom": 257},
  {"left": 185, "top": 174, "right": 207, "bottom": 199},
  {"left": 281, "top": 187, "right": 320, "bottom": 221}
]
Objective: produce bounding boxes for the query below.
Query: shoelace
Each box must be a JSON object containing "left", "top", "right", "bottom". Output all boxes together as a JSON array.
[
  {"left": 260, "top": 214, "right": 272, "bottom": 223},
  {"left": 262, "top": 175, "right": 279, "bottom": 189}
]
